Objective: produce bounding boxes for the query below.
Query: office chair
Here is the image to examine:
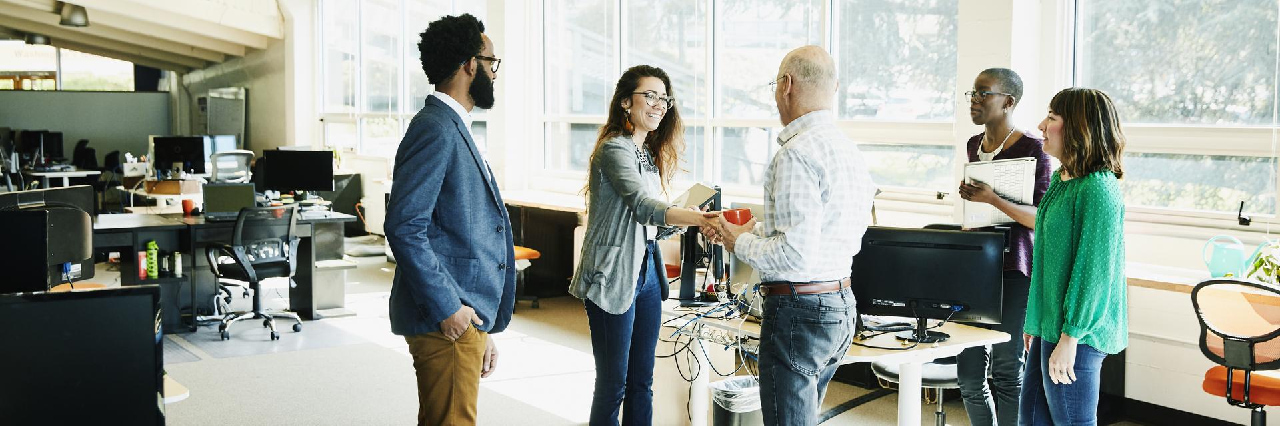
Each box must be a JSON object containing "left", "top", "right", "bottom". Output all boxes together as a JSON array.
[
  {"left": 871, "top": 359, "right": 959, "bottom": 426},
  {"left": 71, "top": 140, "right": 97, "bottom": 170},
  {"left": 210, "top": 150, "right": 254, "bottom": 183},
  {"left": 205, "top": 205, "right": 303, "bottom": 341},
  {"left": 1194, "top": 278, "right": 1280, "bottom": 426}
]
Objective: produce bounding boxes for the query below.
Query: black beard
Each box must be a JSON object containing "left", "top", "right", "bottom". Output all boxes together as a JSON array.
[{"left": 470, "top": 70, "right": 495, "bottom": 110}]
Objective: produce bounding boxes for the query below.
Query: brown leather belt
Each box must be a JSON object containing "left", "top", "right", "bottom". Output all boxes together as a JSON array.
[{"left": 759, "top": 278, "right": 851, "bottom": 297}]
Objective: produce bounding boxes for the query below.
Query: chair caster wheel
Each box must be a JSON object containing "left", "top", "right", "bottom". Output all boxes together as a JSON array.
[
  {"left": 270, "top": 332, "right": 280, "bottom": 341},
  {"left": 220, "top": 330, "right": 230, "bottom": 340},
  {"left": 532, "top": 301, "right": 540, "bottom": 308},
  {"left": 292, "top": 323, "right": 302, "bottom": 332}
]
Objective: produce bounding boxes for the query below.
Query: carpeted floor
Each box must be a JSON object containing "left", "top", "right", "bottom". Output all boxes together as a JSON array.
[{"left": 94, "top": 258, "right": 1143, "bottom": 425}]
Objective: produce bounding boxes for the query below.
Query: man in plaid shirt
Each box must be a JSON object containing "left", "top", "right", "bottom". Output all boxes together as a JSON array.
[{"left": 712, "top": 45, "right": 877, "bottom": 425}]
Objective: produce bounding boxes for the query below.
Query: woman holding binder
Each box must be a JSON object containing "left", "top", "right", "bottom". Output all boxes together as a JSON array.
[
  {"left": 954, "top": 68, "right": 1052, "bottom": 426},
  {"left": 569, "top": 65, "right": 720, "bottom": 426},
  {"left": 1019, "top": 88, "right": 1127, "bottom": 425}
]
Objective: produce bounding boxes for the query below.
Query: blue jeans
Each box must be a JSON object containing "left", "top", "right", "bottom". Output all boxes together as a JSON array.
[
  {"left": 584, "top": 241, "right": 663, "bottom": 426},
  {"left": 758, "top": 286, "right": 856, "bottom": 426},
  {"left": 1018, "top": 337, "right": 1108, "bottom": 426},
  {"left": 958, "top": 272, "right": 1030, "bottom": 426}
]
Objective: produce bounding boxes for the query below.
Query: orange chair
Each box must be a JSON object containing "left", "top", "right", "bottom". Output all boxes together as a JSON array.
[
  {"left": 1193, "top": 278, "right": 1280, "bottom": 426},
  {"left": 665, "top": 264, "right": 681, "bottom": 280},
  {"left": 49, "top": 282, "right": 108, "bottom": 292},
  {"left": 514, "top": 246, "right": 541, "bottom": 309}
]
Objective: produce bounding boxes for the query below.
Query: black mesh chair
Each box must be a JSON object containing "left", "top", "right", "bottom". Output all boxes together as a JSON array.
[
  {"left": 206, "top": 206, "right": 303, "bottom": 341},
  {"left": 1194, "top": 278, "right": 1280, "bottom": 426}
]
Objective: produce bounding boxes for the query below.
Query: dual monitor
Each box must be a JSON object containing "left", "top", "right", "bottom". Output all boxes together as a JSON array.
[{"left": 150, "top": 136, "right": 333, "bottom": 192}]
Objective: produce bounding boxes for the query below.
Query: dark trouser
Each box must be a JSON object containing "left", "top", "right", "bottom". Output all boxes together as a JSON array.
[
  {"left": 1019, "top": 337, "right": 1108, "bottom": 426},
  {"left": 584, "top": 240, "right": 663, "bottom": 426},
  {"left": 958, "top": 271, "right": 1031, "bottom": 426},
  {"left": 758, "top": 286, "right": 856, "bottom": 426}
]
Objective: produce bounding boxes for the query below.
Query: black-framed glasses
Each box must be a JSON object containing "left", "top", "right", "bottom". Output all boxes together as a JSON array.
[
  {"left": 632, "top": 90, "right": 675, "bottom": 109},
  {"left": 474, "top": 55, "right": 501, "bottom": 73},
  {"left": 965, "top": 90, "right": 1012, "bottom": 103}
]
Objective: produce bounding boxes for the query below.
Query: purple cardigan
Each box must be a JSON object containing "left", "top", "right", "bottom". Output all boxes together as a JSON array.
[{"left": 967, "top": 133, "right": 1052, "bottom": 278}]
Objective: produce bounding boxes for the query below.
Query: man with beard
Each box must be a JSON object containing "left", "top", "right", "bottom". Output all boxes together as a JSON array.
[{"left": 385, "top": 13, "right": 513, "bottom": 426}]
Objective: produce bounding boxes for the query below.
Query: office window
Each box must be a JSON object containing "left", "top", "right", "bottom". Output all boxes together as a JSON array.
[
  {"left": 1076, "top": 0, "right": 1280, "bottom": 218},
  {"left": 0, "top": 42, "right": 134, "bottom": 91},
  {"left": 1078, "top": 0, "right": 1277, "bottom": 125},
  {"left": 836, "top": 0, "right": 957, "bottom": 120},
  {"left": 715, "top": 0, "right": 824, "bottom": 119},
  {"left": 321, "top": 0, "right": 358, "bottom": 112},
  {"left": 1122, "top": 153, "right": 1276, "bottom": 215},
  {"left": 544, "top": 0, "right": 617, "bottom": 117},
  {"left": 544, "top": 122, "right": 599, "bottom": 171},
  {"left": 860, "top": 144, "right": 953, "bottom": 190},
  {"left": 319, "top": 0, "right": 486, "bottom": 157},
  {"left": 717, "top": 126, "right": 780, "bottom": 188}
]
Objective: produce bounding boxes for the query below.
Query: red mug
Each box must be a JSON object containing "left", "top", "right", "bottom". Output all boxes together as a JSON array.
[
  {"left": 181, "top": 199, "right": 195, "bottom": 215},
  {"left": 723, "top": 208, "right": 753, "bottom": 226}
]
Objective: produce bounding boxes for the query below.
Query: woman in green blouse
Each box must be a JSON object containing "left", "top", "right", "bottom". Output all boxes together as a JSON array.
[{"left": 1020, "top": 88, "right": 1128, "bottom": 426}]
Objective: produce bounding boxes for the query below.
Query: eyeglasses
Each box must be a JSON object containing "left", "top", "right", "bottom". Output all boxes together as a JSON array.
[
  {"left": 767, "top": 75, "right": 789, "bottom": 89},
  {"left": 474, "top": 55, "right": 501, "bottom": 73},
  {"left": 965, "top": 90, "right": 1012, "bottom": 103},
  {"left": 632, "top": 90, "right": 675, "bottom": 109}
]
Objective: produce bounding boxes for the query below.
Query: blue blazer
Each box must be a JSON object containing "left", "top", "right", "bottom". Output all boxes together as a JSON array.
[{"left": 386, "top": 95, "right": 516, "bottom": 336}]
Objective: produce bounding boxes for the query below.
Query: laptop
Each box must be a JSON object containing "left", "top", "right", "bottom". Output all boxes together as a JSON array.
[{"left": 203, "top": 183, "right": 256, "bottom": 222}]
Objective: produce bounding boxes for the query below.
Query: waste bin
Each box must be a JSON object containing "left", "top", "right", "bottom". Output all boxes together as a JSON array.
[{"left": 710, "top": 376, "right": 764, "bottom": 426}]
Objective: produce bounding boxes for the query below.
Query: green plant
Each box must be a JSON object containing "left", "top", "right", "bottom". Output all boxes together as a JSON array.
[{"left": 1247, "top": 239, "right": 1280, "bottom": 284}]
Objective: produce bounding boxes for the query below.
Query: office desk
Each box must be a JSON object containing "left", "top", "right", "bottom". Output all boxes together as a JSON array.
[
  {"left": 502, "top": 190, "right": 585, "bottom": 300},
  {"left": 93, "top": 212, "right": 356, "bottom": 332},
  {"left": 94, "top": 214, "right": 192, "bottom": 329},
  {"left": 25, "top": 169, "right": 101, "bottom": 188},
  {"left": 178, "top": 213, "right": 356, "bottom": 330},
  {"left": 663, "top": 301, "right": 1009, "bottom": 426}
]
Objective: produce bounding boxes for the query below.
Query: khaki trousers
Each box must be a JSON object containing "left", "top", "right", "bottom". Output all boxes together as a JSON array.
[{"left": 405, "top": 327, "right": 487, "bottom": 426}]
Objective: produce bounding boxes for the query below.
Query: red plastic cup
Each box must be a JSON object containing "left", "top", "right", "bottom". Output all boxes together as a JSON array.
[
  {"left": 723, "top": 208, "right": 753, "bottom": 226},
  {"left": 181, "top": 199, "right": 195, "bottom": 215}
]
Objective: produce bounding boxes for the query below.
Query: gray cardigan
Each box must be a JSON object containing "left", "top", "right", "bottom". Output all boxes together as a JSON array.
[{"left": 569, "top": 136, "right": 671, "bottom": 315}]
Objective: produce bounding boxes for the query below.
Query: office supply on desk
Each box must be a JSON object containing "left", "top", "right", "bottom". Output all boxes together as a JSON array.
[
  {"left": 203, "top": 182, "right": 256, "bottom": 222},
  {"left": 851, "top": 226, "right": 1005, "bottom": 343},
  {"left": 0, "top": 185, "right": 96, "bottom": 293},
  {"left": 961, "top": 157, "right": 1036, "bottom": 228},
  {"left": 0, "top": 286, "right": 165, "bottom": 425},
  {"left": 206, "top": 205, "right": 305, "bottom": 341},
  {"left": 1194, "top": 278, "right": 1280, "bottom": 426}
]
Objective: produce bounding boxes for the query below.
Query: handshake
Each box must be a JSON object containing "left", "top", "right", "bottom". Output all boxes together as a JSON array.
[{"left": 690, "top": 208, "right": 757, "bottom": 253}]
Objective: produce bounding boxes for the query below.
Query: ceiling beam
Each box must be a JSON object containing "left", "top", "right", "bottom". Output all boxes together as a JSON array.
[
  {"left": 66, "top": 0, "right": 276, "bottom": 49},
  {"left": 51, "top": 37, "right": 191, "bottom": 72},
  {"left": 0, "top": 1, "right": 225, "bottom": 62},
  {"left": 0, "top": 0, "right": 246, "bottom": 57},
  {"left": 0, "top": 15, "right": 207, "bottom": 69}
]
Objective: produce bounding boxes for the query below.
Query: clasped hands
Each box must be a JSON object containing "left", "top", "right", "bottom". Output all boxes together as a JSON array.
[{"left": 690, "top": 208, "right": 756, "bottom": 253}]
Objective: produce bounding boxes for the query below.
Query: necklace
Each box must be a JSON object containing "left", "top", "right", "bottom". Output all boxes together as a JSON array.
[{"left": 979, "top": 127, "right": 1017, "bottom": 161}]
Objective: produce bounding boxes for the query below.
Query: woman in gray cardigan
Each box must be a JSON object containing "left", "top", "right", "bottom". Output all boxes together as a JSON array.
[{"left": 570, "top": 65, "right": 720, "bottom": 426}]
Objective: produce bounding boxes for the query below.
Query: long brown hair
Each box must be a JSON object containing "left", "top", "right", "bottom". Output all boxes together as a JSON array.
[
  {"left": 586, "top": 65, "right": 685, "bottom": 194},
  {"left": 1049, "top": 88, "right": 1126, "bottom": 179}
]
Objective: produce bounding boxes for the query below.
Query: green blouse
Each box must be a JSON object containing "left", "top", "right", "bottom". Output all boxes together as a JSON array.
[{"left": 1026, "top": 169, "right": 1128, "bottom": 354}]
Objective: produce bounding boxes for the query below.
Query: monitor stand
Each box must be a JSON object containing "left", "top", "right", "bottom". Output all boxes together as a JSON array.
[{"left": 895, "top": 317, "right": 950, "bottom": 343}]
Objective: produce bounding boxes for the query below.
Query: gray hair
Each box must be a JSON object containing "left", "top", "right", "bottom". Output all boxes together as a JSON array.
[{"left": 780, "top": 46, "right": 837, "bottom": 105}]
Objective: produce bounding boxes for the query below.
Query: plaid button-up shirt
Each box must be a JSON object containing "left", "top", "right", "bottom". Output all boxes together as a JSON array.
[{"left": 735, "top": 110, "right": 877, "bottom": 283}]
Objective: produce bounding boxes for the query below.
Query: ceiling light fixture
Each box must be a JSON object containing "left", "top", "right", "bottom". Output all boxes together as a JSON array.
[
  {"left": 24, "top": 33, "right": 51, "bottom": 45},
  {"left": 59, "top": 3, "right": 89, "bottom": 27}
]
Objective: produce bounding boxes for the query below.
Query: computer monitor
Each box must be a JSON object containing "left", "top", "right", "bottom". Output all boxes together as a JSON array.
[
  {"left": 0, "top": 286, "right": 165, "bottom": 425},
  {"left": 263, "top": 149, "right": 334, "bottom": 192},
  {"left": 678, "top": 186, "right": 722, "bottom": 307},
  {"left": 0, "top": 185, "right": 96, "bottom": 293},
  {"left": 205, "top": 134, "right": 238, "bottom": 154},
  {"left": 851, "top": 226, "right": 1005, "bottom": 343},
  {"left": 151, "top": 136, "right": 206, "bottom": 175}
]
